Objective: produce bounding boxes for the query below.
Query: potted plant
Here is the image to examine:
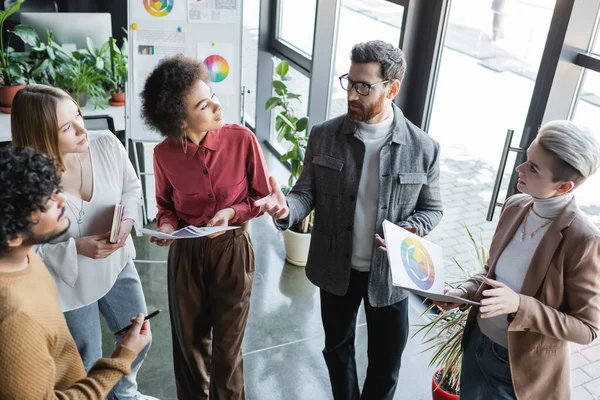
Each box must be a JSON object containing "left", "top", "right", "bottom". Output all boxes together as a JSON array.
[
  {"left": 0, "top": 0, "right": 28, "bottom": 113},
  {"left": 265, "top": 60, "right": 313, "bottom": 266},
  {"left": 414, "top": 227, "right": 488, "bottom": 399},
  {"left": 106, "top": 36, "right": 127, "bottom": 106},
  {"left": 19, "top": 27, "right": 75, "bottom": 87},
  {"left": 57, "top": 58, "right": 107, "bottom": 109}
]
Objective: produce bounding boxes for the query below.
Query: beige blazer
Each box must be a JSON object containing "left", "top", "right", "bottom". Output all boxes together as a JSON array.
[{"left": 460, "top": 194, "right": 600, "bottom": 400}]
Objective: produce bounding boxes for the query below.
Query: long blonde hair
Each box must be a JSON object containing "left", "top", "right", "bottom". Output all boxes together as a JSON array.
[{"left": 11, "top": 84, "right": 82, "bottom": 172}]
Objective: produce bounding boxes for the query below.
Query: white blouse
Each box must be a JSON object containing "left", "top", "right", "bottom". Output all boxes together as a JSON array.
[{"left": 34, "top": 131, "right": 143, "bottom": 312}]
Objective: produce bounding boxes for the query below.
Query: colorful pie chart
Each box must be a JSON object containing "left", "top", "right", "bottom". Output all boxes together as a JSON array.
[
  {"left": 144, "top": 0, "right": 174, "bottom": 17},
  {"left": 203, "top": 55, "right": 230, "bottom": 83},
  {"left": 400, "top": 237, "right": 435, "bottom": 290}
]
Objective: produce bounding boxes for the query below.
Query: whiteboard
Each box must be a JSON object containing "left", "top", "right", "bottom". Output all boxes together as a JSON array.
[{"left": 127, "top": 0, "right": 243, "bottom": 142}]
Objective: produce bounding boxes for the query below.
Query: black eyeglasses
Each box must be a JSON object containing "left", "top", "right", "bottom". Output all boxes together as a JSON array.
[{"left": 339, "top": 73, "right": 389, "bottom": 96}]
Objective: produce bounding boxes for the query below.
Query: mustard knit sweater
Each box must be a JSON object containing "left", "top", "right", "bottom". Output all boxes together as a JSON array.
[{"left": 0, "top": 253, "right": 137, "bottom": 399}]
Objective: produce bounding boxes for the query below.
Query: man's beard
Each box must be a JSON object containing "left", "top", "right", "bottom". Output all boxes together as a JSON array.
[
  {"left": 23, "top": 220, "right": 71, "bottom": 247},
  {"left": 347, "top": 93, "right": 386, "bottom": 122}
]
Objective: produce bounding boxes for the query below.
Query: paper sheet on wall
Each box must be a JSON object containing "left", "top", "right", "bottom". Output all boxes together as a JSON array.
[
  {"left": 382, "top": 220, "right": 480, "bottom": 305},
  {"left": 132, "top": 29, "right": 186, "bottom": 108},
  {"left": 188, "top": 0, "right": 240, "bottom": 23},
  {"left": 197, "top": 42, "right": 235, "bottom": 95},
  {"left": 131, "top": 0, "right": 187, "bottom": 21}
]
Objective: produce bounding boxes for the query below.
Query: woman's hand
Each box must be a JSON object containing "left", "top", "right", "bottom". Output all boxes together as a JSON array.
[
  {"left": 433, "top": 288, "right": 467, "bottom": 311},
  {"left": 207, "top": 208, "right": 235, "bottom": 238},
  {"left": 479, "top": 277, "right": 521, "bottom": 318},
  {"left": 150, "top": 224, "right": 175, "bottom": 247},
  {"left": 76, "top": 232, "right": 124, "bottom": 259},
  {"left": 117, "top": 218, "right": 134, "bottom": 244}
]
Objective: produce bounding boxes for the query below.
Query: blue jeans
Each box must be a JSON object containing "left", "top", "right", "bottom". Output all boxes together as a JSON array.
[
  {"left": 460, "top": 322, "right": 516, "bottom": 400},
  {"left": 64, "top": 259, "right": 150, "bottom": 400}
]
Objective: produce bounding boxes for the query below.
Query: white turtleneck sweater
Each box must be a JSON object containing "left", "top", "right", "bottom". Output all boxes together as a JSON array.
[
  {"left": 478, "top": 193, "right": 575, "bottom": 348},
  {"left": 351, "top": 113, "right": 394, "bottom": 271}
]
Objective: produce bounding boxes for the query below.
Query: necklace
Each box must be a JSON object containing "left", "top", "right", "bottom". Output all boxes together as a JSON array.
[
  {"left": 66, "top": 155, "right": 85, "bottom": 226},
  {"left": 521, "top": 207, "right": 554, "bottom": 241}
]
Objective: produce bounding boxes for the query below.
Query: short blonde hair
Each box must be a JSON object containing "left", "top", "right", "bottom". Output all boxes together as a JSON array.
[
  {"left": 11, "top": 84, "right": 81, "bottom": 172},
  {"left": 536, "top": 120, "right": 600, "bottom": 187}
]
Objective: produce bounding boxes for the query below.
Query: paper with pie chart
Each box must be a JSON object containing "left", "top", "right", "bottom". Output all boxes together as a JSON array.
[
  {"left": 197, "top": 42, "right": 235, "bottom": 95},
  {"left": 132, "top": 0, "right": 187, "bottom": 21},
  {"left": 382, "top": 220, "right": 479, "bottom": 305}
]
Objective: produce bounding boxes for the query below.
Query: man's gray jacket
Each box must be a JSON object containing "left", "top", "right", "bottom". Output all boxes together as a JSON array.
[{"left": 276, "top": 104, "right": 443, "bottom": 307}]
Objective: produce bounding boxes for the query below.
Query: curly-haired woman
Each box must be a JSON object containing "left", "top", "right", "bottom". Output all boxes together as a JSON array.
[
  {"left": 11, "top": 85, "right": 157, "bottom": 400},
  {"left": 141, "top": 55, "right": 270, "bottom": 399}
]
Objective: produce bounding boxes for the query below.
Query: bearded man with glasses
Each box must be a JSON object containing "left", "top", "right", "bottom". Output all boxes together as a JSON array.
[{"left": 256, "top": 40, "right": 443, "bottom": 400}]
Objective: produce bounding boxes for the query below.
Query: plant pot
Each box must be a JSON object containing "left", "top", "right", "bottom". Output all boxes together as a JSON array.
[
  {"left": 0, "top": 84, "right": 26, "bottom": 114},
  {"left": 282, "top": 229, "right": 311, "bottom": 267},
  {"left": 77, "top": 92, "right": 88, "bottom": 107},
  {"left": 109, "top": 91, "right": 125, "bottom": 107},
  {"left": 432, "top": 369, "right": 459, "bottom": 400}
]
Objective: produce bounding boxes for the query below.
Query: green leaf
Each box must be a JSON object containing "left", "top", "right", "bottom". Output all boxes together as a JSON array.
[
  {"left": 287, "top": 93, "right": 301, "bottom": 100},
  {"left": 47, "top": 46, "right": 56, "bottom": 60},
  {"left": 86, "top": 37, "right": 97, "bottom": 56},
  {"left": 296, "top": 117, "right": 309, "bottom": 132},
  {"left": 297, "top": 146, "right": 305, "bottom": 161},
  {"left": 31, "top": 58, "right": 50, "bottom": 77},
  {"left": 276, "top": 60, "right": 289, "bottom": 79},
  {"left": 290, "top": 159, "right": 300, "bottom": 178},
  {"left": 13, "top": 24, "right": 39, "bottom": 47},
  {"left": 265, "top": 96, "right": 282, "bottom": 111},
  {"left": 0, "top": 0, "right": 23, "bottom": 26},
  {"left": 275, "top": 115, "right": 284, "bottom": 131},
  {"left": 276, "top": 113, "right": 295, "bottom": 130},
  {"left": 272, "top": 80, "right": 287, "bottom": 92}
]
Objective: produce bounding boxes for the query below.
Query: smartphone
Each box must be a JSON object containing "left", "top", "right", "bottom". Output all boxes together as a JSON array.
[{"left": 115, "top": 310, "right": 160, "bottom": 335}]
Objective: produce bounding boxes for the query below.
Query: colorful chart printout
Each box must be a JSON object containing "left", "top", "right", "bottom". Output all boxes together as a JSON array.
[
  {"left": 203, "top": 55, "right": 230, "bottom": 82},
  {"left": 400, "top": 237, "right": 435, "bottom": 290},
  {"left": 144, "top": 0, "right": 174, "bottom": 17}
]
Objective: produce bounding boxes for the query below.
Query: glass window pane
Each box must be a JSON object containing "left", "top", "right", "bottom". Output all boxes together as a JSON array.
[
  {"left": 570, "top": 69, "right": 600, "bottom": 223},
  {"left": 269, "top": 58, "right": 310, "bottom": 155},
  {"left": 328, "top": 0, "right": 404, "bottom": 119},
  {"left": 242, "top": 0, "right": 260, "bottom": 127},
  {"left": 277, "top": 0, "right": 317, "bottom": 57},
  {"left": 425, "top": 0, "right": 557, "bottom": 268}
]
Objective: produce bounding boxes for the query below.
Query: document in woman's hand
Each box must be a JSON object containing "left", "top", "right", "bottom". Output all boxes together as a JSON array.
[{"left": 140, "top": 225, "right": 240, "bottom": 239}]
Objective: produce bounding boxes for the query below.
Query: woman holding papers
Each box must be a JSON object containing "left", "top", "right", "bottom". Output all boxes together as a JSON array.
[
  {"left": 11, "top": 85, "right": 156, "bottom": 400},
  {"left": 142, "top": 55, "right": 270, "bottom": 399},
  {"left": 435, "top": 121, "right": 600, "bottom": 400}
]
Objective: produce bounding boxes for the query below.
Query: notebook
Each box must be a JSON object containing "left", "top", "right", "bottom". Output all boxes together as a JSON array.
[{"left": 109, "top": 204, "right": 124, "bottom": 243}]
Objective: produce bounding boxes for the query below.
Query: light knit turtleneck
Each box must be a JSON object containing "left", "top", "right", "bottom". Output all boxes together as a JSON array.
[
  {"left": 351, "top": 111, "right": 394, "bottom": 271},
  {"left": 478, "top": 192, "right": 574, "bottom": 347}
]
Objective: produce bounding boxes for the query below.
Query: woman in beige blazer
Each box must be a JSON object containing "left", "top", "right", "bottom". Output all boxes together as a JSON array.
[{"left": 436, "top": 120, "right": 600, "bottom": 399}]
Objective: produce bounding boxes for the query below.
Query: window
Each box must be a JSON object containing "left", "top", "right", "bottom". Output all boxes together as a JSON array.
[
  {"left": 327, "top": 0, "right": 405, "bottom": 119},
  {"left": 242, "top": 0, "right": 261, "bottom": 127},
  {"left": 276, "top": 0, "right": 317, "bottom": 58}
]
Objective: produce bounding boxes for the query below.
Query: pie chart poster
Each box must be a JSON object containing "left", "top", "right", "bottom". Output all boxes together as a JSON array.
[{"left": 382, "top": 220, "right": 445, "bottom": 294}]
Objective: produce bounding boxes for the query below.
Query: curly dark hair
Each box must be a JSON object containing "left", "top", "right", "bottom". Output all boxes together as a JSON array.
[
  {"left": 141, "top": 54, "right": 210, "bottom": 138},
  {"left": 0, "top": 146, "right": 60, "bottom": 256}
]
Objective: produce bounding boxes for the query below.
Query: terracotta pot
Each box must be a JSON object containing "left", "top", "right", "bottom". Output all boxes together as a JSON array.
[
  {"left": 432, "top": 369, "right": 459, "bottom": 400},
  {"left": 109, "top": 90, "right": 125, "bottom": 107},
  {"left": 282, "top": 229, "right": 311, "bottom": 267},
  {"left": 0, "top": 84, "right": 26, "bottom": 114}
]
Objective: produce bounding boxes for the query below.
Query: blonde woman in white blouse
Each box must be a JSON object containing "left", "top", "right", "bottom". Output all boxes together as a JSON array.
[{"left": 11, "top": 85, "right": 158, "bottom": 400}]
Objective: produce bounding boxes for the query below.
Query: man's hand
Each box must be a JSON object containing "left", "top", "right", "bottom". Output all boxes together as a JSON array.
[
  {"left": 479, "top": 277, "right": 520, "bottom": 318},
  {"left": 374, "top": 226, "right": 418, "bottom": 253},
  {"left": 254, "top": 176, "right": 289, "bottom": 220},
  {"left": 206, "top": 208, "right": 235, "bottom": 238},
  {"left": 150, "top": 224, "right": 175, "bottom": 247},
  {"left": 433, "top": 288, "right": 467, "bottom": 311},
  {"left": 76, "top": 232, "right": 124, "bottom": 259}
]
